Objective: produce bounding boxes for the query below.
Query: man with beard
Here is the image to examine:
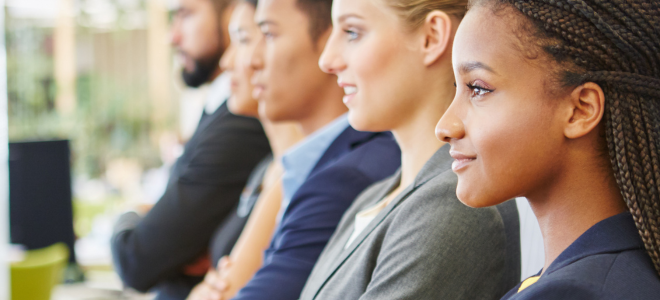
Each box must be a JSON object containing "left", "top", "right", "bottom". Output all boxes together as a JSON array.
[{"left": 110, "top": 0, "right": 270, "bottom": 299}]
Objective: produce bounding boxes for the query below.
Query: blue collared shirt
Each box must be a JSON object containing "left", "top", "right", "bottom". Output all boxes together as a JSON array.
[{"left": 278, "top": 114, "right": 350, "bottom": 221}]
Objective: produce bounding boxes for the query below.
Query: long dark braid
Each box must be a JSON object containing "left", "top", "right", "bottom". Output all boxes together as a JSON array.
[{"left": 476, "top": 0, "right": 660, "bottom": 274}]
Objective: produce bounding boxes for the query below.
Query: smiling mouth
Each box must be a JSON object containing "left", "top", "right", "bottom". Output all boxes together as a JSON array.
[
  {"left": 252, "top": 85, "right": 265, "bottom": 99},
  {"left": 449, "top": 150, "right": 477, "bottom": 172},
  {"left": 341, "top": 86, "right": 358, "bottom": 105},
  {"left": 451, "top": 157, "right": 476, "bottom": 172}
]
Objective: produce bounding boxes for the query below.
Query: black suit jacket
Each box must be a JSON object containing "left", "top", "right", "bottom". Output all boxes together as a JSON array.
[{"left": 111, "top": 102, "right": 270, "bottom": 295}]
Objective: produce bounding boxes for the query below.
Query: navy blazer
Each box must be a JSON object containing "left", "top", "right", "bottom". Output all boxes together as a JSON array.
[
  {"left": 231, "top": 127, "right": 401, "bottom": 300},
  {"left": 502, "top": 212, "right": 660, "bottom": 300}
]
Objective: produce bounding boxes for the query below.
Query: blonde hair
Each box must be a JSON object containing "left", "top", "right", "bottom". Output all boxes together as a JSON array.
[{"left": 385, "top": 0, "right": 469, "bottom": 29}]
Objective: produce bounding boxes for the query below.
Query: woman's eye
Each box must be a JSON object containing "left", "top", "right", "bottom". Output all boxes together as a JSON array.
[
  {"left": 344, "top": 29, "right": 359, "bottom": 41},
  {"left": 260, "top": 26, "right": 275, "bottom": 40},
  {"left": 466, "top": 83, "right": 493, "bottom": 98}
]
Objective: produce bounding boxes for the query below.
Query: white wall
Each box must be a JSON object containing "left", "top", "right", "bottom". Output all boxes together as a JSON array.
[
  {"left": 0, "top": 0, "right": 10, "bottom": 298},
  {"left": 516, "top": 197, "right": 545, "bottom": 280}
]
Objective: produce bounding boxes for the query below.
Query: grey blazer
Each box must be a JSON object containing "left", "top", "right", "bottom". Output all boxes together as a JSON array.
[{"left": 299, "top": 144, "right": 521, "bottom": 300}]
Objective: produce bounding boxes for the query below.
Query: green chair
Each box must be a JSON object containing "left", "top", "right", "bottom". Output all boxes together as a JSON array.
[{"left": 10, "top": 243, "right": 69, "bottom": 300}]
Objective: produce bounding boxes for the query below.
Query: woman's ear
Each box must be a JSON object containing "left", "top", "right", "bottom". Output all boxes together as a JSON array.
[
  {"left": 422, "top": 11, "right": 453, "bottom": 66},
  {"left": 564, "top": 82, "right": 606, "bottom": 139}
]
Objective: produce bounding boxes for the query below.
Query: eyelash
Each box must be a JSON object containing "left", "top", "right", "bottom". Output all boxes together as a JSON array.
[
  {"left": 343, "top": 29, "right": 359, "bottom": 42},
  {"left": 466, "top": 82, "right": 493, "bottom": 98}
]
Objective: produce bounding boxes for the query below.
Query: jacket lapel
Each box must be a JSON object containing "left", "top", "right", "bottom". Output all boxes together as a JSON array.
[
  {"left": 311, "top": 128, "right": 386, "bottom": 176},
  {"left": 311, "top": 144, "right": 453, "bottom": 299}
]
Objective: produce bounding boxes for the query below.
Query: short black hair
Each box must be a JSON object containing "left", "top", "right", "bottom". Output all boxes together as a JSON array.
[
  {"left": 295, "top": 0, "right": 333, "bottom": 42},
  {"left": 244, "top": 0, "right": 258, "bottom": 7}
]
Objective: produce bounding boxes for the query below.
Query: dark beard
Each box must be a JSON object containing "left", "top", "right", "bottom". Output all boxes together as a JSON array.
[{"left": 181, "top": 52, "right": 223, "bottom": 88}]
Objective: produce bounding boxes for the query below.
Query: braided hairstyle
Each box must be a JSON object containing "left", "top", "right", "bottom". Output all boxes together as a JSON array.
[{"left": 472, "top": 0, "right": 660, "bottom": 275}]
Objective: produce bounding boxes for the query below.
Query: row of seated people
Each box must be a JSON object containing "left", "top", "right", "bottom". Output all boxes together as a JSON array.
[{"left": 111, "top": 0, "right": 660, "bottom": 299}]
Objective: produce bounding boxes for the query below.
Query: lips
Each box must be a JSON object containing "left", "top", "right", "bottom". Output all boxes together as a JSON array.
[
  {"left": 449, "top": 150, "right": 476, "bottom": 172},
  {"left": 338, "top": 81, "right": 357, "bottom": 105},
  {"left": 252, "top": 84, "right": 265, "bottom": 99}
]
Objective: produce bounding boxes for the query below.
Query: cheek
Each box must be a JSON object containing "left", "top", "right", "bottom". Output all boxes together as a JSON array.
[
  {"left": 349, "top": 38, "right": 410, "bottom": 130},
  {"left": 459, "top": 99, "right": 559, "bottom": 206},
  {"left": 353, "top": 38, "right": 398, "bottom": 96},
  {"left": 264, "top": 39, "right": 309, "bottom": 113},
  {"left": 185, "top": 18, "right": 213, "bottom": 55}
]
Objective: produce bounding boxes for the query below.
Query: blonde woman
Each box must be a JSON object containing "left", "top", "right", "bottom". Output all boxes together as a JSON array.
[{"left": 299, "top": 0, "right": 520, "bottom": 299}]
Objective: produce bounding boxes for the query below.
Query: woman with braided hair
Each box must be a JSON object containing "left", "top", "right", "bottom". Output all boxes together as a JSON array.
[{"left": 436, "top": 0, "right": 660, "bottom": 299}]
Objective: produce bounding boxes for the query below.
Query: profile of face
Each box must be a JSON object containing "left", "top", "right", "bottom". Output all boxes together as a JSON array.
[
  {"left": 251, "top": 0, "right": 333, "bottom": 122},
  {"left": 171, "top": 0, "right": 230, "bottom": 87},
  {"left": 319, "top": 0, "right": 432, "bottom": 131},
  {"left": 220, "top": 2, "right": 260, "bottom": 117},
  {"left": 435, "top": 6, "right": 573, "bottom": 208}
]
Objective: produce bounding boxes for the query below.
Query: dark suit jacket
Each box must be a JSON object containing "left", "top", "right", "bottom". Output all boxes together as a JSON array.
[
  {"left": 111, "top": 102, "right": 270, "bottom": 297},
  {"left": 209, "top": 154, "right": 273, "bottom": 266},
  {"left": 231, "top": 127, "right": 401, "bottom": 300},
  {"left": 154, "top": 155, "right": 274, "bottom": 300},
  {"left": 300, "top": 145, "right": 521, "bottom": 300},
  {"left": 502, "top": 212, "right": 660, "bottom": 300}
]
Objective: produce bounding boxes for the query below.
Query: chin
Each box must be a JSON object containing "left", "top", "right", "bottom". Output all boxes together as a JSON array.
[
  {"left": 348, "top": 112, "right": 382, "bottom": 132},
  {"left": 262, "top": 105, "right": 291, "bottom": 123},
  {"left": 455, "top": 183, "right": 502, "bottom": 208},
  {"left": 227, "top": 97, "right": 240, "bottom": 114}
]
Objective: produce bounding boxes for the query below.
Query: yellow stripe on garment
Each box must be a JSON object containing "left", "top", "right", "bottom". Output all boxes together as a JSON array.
[{"left": 518, "top": 276, "right": 541, "bottom": 292}]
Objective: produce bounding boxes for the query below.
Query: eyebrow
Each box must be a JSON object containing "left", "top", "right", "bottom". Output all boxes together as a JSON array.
[
  {"left": 257, "top": 20, "right": 277, "bottom": 28},
  {"left": 337, "top": 13, "right": 363, "bottom": 23},
  {"left": 458, "top": 61, "right": 496, "bottom": 75}
]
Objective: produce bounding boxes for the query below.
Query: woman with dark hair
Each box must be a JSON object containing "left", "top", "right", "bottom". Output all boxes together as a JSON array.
[
  {"left": 436, "top": 0, "right": 660, "bottom": 299},
  {"left": 187, "top": 0, "right": 304, "bottom": 299}
]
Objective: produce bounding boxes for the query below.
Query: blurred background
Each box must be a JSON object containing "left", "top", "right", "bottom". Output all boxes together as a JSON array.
[{"left": 4, "top": 0, "right": 213, "bottom": 298}]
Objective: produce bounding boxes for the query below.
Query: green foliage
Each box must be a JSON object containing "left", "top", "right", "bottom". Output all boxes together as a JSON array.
[{"left": 6, "top": 2, "right": 171, "bottom": 178}]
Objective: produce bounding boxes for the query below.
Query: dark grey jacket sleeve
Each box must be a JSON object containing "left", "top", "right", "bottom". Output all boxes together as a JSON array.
[{"left": 111, "top": 107, "right": 270, "bottom": 292}]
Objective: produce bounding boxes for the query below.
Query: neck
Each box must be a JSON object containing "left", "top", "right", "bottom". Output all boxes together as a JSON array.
[
  {"left": 297, "top": 83, "right": 347, "bottom": 136},
  {"left": 391, "top": 87, "right": 451, "bottom": 189},
  {"left": 527, "top": 156, "right": 627, "bottom": 274},
  {"left": 261, "top": 120, "right": 304, "bottom": 158}
]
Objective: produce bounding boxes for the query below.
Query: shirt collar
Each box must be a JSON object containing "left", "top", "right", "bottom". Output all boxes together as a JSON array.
[
  {"left": 204, "top": 72, "right": 231, "bottom": 114},
  {"left": 546, "top": 212, "right": 644, "bottom": 275},
  {"left": 280, "top": 114, "right": 350, "bottom": 205}
]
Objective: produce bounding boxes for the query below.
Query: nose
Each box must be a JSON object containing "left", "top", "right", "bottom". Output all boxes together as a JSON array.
[
  {"left": 435, "top": 101, "right": 465, "bottom": 143},
  {"left": 170, "top": 18, "right": 182, "bottom": 46},
  {"left": 220, "top": 43, "right": 236, "bottom": 72},
  {"left": 250, "top": 34, "right": 265, "bottom": 71},
  {"left": 318, "top": 30, "right": 346, "bottom": 75}
]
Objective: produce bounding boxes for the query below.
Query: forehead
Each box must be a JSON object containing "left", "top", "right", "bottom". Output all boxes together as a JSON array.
[
  {"left": 256, "top": 0, "right": 305, "bottom": 23},
  {"left": 230, "top": 3, "right": 255, "bottom": 26},
  {"left": 332, "top": 0, "right": 400, "bottom": 23},
  {"left": 454, "top": 7, "right": 524, "bottom": 70}
]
